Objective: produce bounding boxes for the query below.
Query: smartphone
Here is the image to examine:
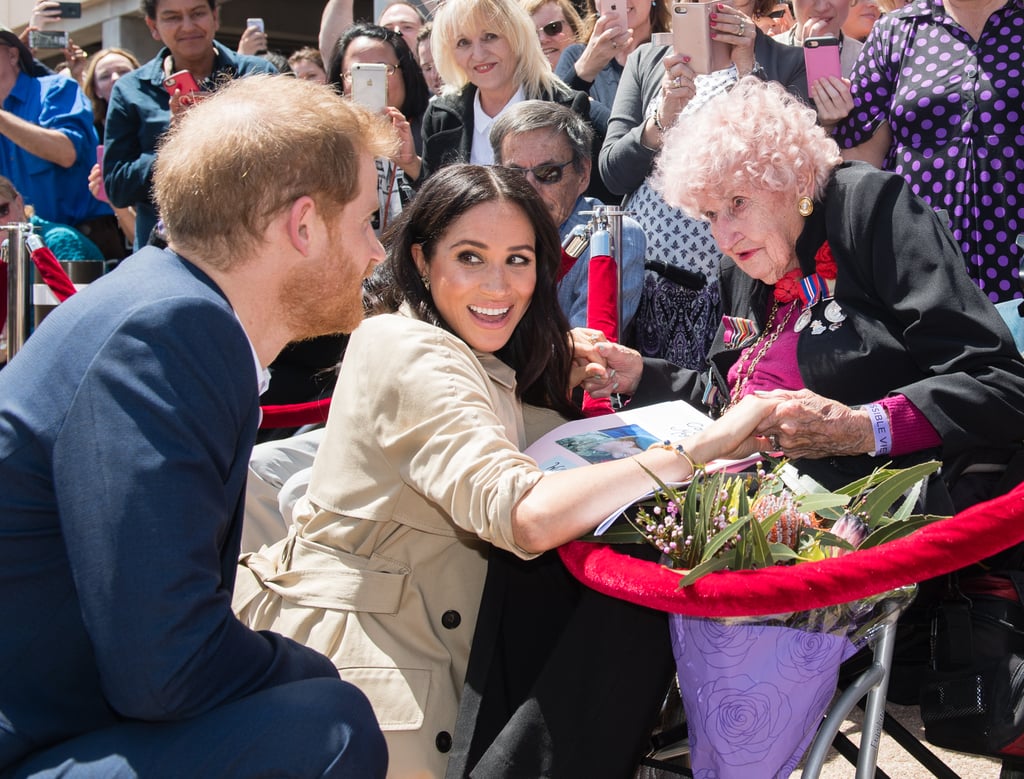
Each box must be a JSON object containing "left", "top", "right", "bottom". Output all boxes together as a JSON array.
[
  {"left": 350, "top": 63, "right": 389, "bottom": 113},
  {"left": 246, "top": 17, "right": 265, "bottom": 33},
  {"left": 671, "top": 0, "right": 731, "bottom": 75},
  {"left": 163, "top": 70, "right": 201, "bottom": 98},
  {"left": 803, "top": 36, "right": 842, "bottom": 87},
  {"left": 596, "top": 0, "right": 624, "bottom": 25},
  {"left": 56, "top": 1, "right": 82, "bottom": 18},
  {"left": 28, "top": 29, "right": 68, "bottom": 49},
  {"left": 94, "top": 144, "right": 107, "bottom": 202}
]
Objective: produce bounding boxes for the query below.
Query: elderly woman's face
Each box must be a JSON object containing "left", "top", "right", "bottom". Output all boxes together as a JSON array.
[{"left": 701, "top": 189, "right": 804, "bottom": 285}]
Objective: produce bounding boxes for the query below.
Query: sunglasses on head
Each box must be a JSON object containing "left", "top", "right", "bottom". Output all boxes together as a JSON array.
[
  {"left": 507, "top": 159, "right": 574, "bottom": 185},
  {"left": 538, "top": 20, "right": 565, "bottom": 36}
]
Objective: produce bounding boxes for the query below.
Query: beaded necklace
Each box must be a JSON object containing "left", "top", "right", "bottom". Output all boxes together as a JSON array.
[{"left": 728, "top": 298, "right": 797, "bottom": 406}]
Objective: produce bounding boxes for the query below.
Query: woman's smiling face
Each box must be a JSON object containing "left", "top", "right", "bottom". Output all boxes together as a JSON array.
[
  {"left": 413, "top": 200, "right": 537, "bottom": 353},
  {"left": 452, "top": 26, "right": 517, "bottom": 94}
]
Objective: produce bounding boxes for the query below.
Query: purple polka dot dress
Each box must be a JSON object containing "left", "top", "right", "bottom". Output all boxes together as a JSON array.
[{"left": 834, "top": 0, "right": 1024, "bottom": 302}]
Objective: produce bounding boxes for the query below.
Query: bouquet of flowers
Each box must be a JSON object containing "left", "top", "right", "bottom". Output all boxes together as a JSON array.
[{"left": 591, "top": 458, "right": 945, "bottom": 778}]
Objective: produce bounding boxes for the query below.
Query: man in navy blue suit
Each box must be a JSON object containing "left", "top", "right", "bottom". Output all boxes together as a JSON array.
[{"left": 0, "top": 74, "right": 394, "bottom": 778}]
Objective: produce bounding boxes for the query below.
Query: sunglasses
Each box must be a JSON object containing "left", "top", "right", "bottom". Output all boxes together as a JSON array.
[
  {"left": 767, "top": 9, "right": 787, "bottom": 17},
  {"left": 537, "top": 20, "right": 565, "bottom": 37},
  {"left": 506, "top": 159, "right": 575, "bottom": 185}
]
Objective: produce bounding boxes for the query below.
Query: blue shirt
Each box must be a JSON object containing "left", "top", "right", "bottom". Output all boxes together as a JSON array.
[
  {"left": 558, "top": 194, "right": 646, "bottom": 330},
  {"left": 103, "top": 41, "right": 276, "bottom": 249},
  {"left": 1, "top": 72, "right": 109, "bottom": 226}
]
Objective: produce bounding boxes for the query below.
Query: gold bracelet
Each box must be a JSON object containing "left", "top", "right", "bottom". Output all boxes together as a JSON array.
[
  {"left": 647, "top": 439, "right": 697, "bottom": 475},
  {"left": 652, "top": 109, "right": 666, "bottom": 133}
]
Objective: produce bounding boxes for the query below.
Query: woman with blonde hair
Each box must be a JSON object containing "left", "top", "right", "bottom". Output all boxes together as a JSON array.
[
  {"left": 420, "top": 0, "right": 591, "bottom": 175},
  {"left": 81, "top": 48, "right": 141, "bottom": 140}
]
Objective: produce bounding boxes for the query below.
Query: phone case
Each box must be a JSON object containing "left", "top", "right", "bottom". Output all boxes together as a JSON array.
[
  {"left": 57, "top": 1, "right": 82, "bottom": 18},
  {"left": 803, "top": 36, "right": 841, "bottom": 87},
  {"left": 246, "top": 18, "right": 265, "bottom": 33},
  {"left": 350, "top": 63, "right": 389, "bottom": 113},
  {"left": 163, "top": 70, "right": 201, "bottom": 97},
  {"left": 671, "top": 0, "right": 731, "bottom": 75},
  {"left": 94, "top": 145, "right": 108, "bottom": 202},
  {"left": 28, "top": 30, "right": 68, "bottom": 49}
]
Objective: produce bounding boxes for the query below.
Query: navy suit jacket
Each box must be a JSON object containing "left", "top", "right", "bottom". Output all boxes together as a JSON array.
[{"left": 0, "top": 248, "right": 337, "bottom": 771}]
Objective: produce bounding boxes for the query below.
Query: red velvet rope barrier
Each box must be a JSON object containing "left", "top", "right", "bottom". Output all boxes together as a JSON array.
[
  {"left": 1, "top": 237, "right": 79, "bottom": 328},
  {"left": 259, "top": 398, "right": 331, "bottom": 429},
  {"left": 558, "top": 482, "right": 1024, "bottom": 617},
  {"left": 582, "top": 250, "right": 618, "bottom": 418}
]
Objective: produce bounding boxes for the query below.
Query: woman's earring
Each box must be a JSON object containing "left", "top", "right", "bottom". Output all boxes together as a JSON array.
[
  {"left": 421, "top": 275, "right": 431, "bottom": 291},
  {"left": 797, "top": 197, "right": 814, "bottom": 217}
]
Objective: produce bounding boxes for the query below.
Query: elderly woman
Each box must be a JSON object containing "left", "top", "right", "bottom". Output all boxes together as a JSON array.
[{"left": 586, "top": 78, "right": 1024, "bottom": 511}]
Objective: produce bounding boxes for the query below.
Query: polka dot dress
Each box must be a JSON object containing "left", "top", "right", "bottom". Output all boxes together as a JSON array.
[{"left": 834, "top": 0, "right": 1024, "bottom": 302}]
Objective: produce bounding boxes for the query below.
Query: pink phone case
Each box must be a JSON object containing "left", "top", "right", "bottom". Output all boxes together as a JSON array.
[
  {"left": 671, "top": 0, "right": 731, "bottom": 75},
  {"left": 94, "top": 144, "right": 107, "bottom": 203},
  {"left": 803, "top": 36, "right": 841, "bottom": 87}
]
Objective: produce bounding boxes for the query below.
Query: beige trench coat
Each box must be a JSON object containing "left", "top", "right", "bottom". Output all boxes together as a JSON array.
[{"left": 234, "top": 311, "right": 564, "bottom": 779}]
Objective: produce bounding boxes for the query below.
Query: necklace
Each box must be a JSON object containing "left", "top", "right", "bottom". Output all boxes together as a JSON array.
[{"left": 728, "top": 298, "right": 798, "bottom": 406}]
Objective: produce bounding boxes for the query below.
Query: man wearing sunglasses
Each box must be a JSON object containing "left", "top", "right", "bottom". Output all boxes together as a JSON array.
[{"left": 490, "top": 100, "right": 646, "bottom": 334}]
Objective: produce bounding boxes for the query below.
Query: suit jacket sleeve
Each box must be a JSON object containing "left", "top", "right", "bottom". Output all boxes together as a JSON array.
[{"left": 53, "top": 297, "right": 337, "bottom": 720}]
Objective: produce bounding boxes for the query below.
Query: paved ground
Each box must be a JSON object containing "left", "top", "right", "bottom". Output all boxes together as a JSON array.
[{"left": 795, "top": 702, "right": 1002, "bottom": 778}]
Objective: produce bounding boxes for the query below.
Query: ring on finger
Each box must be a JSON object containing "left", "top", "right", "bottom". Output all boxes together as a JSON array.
[
  {"left": 738, "top": 21, "right": 746, "bottom": 35},
  {"left": 671, "top": 76, "right": 682, "bottom": 88},
  {"left": 768, "top": 434, "right": 781, "bottom": 451}
]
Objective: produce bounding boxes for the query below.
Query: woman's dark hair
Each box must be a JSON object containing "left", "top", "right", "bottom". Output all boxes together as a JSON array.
[
  {"left": 372, "top": 164, "right": 578, "bottom": 418},
  {"left": 326, "top": 23, "right": 431, "bottom": 121},
  {"left": 141, "top": 0, "right": 215, "bottom": 19}
]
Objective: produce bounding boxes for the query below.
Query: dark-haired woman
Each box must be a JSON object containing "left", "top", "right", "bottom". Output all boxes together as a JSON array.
[
  {"left": 328, "top": 22, "right": 431, "bottom": 233},
  {"left": 234, "top": 164, "right": 775, "bottom": 778}
]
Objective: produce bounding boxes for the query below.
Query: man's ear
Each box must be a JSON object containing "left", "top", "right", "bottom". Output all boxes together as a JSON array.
[
  {"left": 286, "top": 196, "right": 318, "bottom": 255},
  {"left": 577, "top": 156, "right": 592, "bottom": 198},
  {"left": 145, "top": 17, "right": 161, "bottom": 41}
]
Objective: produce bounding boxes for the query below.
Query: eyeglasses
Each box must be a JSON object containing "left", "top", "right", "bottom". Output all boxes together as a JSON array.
[
  {"left": 537, "top": 20, "right": 565, "bottom": 37},
  {"left": 506, "top": 159, "right": 575, "bottom": 185},
  {"left": 342, "top": 64, "right": 399, "bottom": 81}
]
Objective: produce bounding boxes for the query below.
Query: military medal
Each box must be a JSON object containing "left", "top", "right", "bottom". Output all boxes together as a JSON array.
[{"left": 794, "top": 307, "right": 813, "bottom": 332}]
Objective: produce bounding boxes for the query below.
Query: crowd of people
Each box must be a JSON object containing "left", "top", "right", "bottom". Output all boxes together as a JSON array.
[{"left": 2, "top": 0, "right": 1023, "bottom": 776}]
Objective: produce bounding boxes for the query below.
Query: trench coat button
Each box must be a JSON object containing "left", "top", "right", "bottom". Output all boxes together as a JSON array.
[
  {"left": 436, "top": 731, "right": 453, "bottom": 752},
  {"left": 441, "top": 609, "right": 461, "bottom": 629}
]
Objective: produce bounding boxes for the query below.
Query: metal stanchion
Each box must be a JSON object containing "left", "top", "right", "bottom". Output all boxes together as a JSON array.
[
  {"left": 581, "top": 206, "right": 628, "bottom": 338},
  {"left": 2, "top": 223, "right": 36, "bottom": 363}
]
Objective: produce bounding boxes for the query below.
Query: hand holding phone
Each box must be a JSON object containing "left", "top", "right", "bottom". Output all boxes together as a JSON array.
[
  {"left": 671, "top": 0, "right": 731, "bottom": 75},
  {"left": 245, "top": 17, "right": 265, "bottom": 33},
  {"left": 163, "top": 70, "right": 201, "bottom": 98},
  {"left": 803, "top": 36, "right": 842, "bottom": 88}
]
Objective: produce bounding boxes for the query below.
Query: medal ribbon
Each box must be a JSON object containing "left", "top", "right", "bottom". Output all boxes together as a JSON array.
[{"left": 797, "top": 273, "right": 826, "bottom": 310}]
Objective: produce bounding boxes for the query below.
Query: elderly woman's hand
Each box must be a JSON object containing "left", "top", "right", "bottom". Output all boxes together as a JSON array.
[
  {"left": 752, "top": 388, "right": 875, "bottom": 459},
  {"left": 810, "top": 75, "right": 854, "bottom": 128},
  {"left": 708, "top": 2, "right": 757, "bottom": 75},
  {"left": 570, "top": 329, "right": 644, "bottom": 396},
  {"left": 572, "top": 13, "right": 632, "bottom": 82}
]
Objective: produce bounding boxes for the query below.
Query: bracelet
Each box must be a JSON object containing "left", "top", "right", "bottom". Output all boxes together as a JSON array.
[
  {"left": 653, "top": 109, "right": 666, "bottom": 133},
  {"left": 647, "top": 439, "right": 698, "bottom": 475},
  {"left": 865, "top": 402, "right": 892, "bottom": 457}
]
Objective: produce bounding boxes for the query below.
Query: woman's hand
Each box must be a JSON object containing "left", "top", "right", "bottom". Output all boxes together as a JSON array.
[
  {"left": 687, "top": 393, "right": 783, "bottom": 463},
  {"left": 384, "top": 106, "right": 422, "bottom": 180},
  {"left": 710, "top": 2, "right": 756, "bottom": 75},
  {"left": 237, "top": 24, "right": 268, "bottom": 56},
  {"left": 573, "top": 13, "right": 632, "bottom": 82},
  {"left": 752, "top": 388, "right": 875, "bottom": 459},
  {"left": 811, "top": 75, "right": 853, "bottom": 127},
  {"left": 64, "top": 39, "right": 88, "bottom": 86},
  {"left": 570, "top": 329, "right": 644, "bottom": 396},
  {"left": 168, "top": 90, "right": 203, "bottom": 120},
  {"left": 87, "top": 163, "right": 106, "bottom": 203},
  {"left": 657, "top": 52, "right": 698, "bottom": 130},
  {"left": 29, "top": 0, "right": 60, "bottom": 31}
]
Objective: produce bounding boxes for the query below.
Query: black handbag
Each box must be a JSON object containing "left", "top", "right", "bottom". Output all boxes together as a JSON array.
[{"left": 920, "top": 571, "right": 1024, "bottom": 759}]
